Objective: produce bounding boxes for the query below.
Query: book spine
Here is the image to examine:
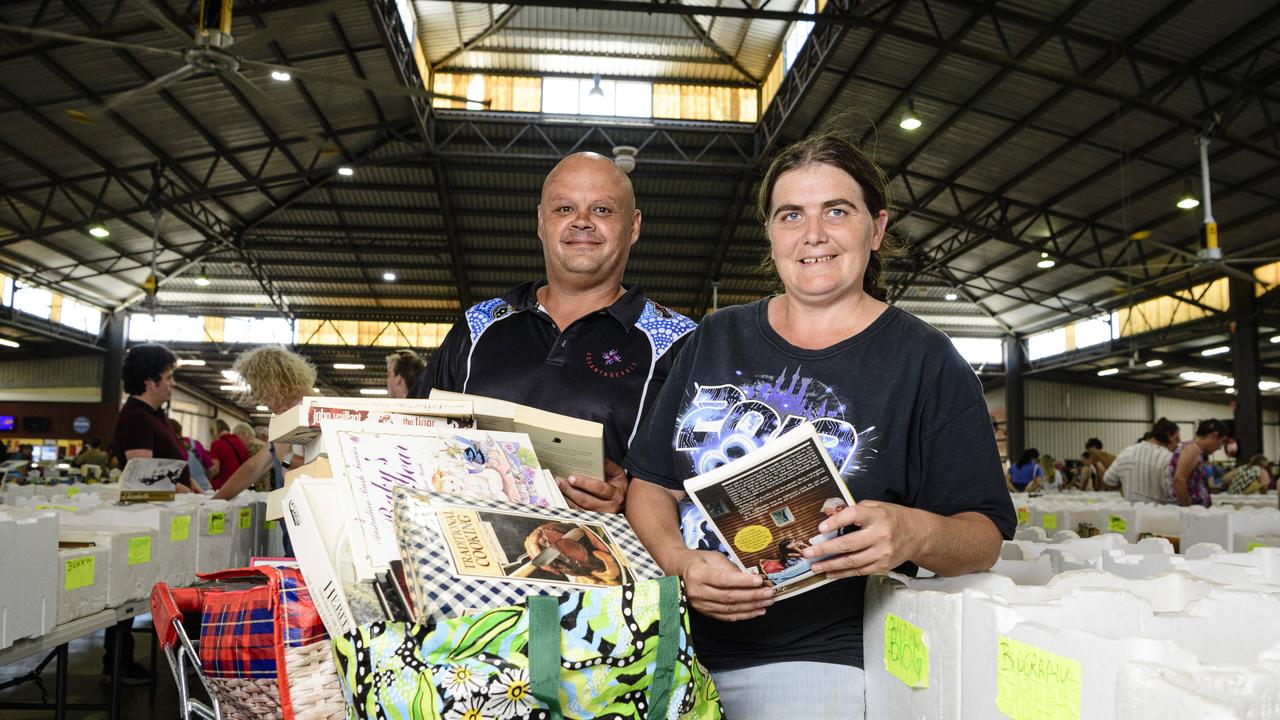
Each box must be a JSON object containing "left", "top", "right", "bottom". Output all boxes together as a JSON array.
[{"left": 284, "top": 488, "right": 356, "bottom": 638}]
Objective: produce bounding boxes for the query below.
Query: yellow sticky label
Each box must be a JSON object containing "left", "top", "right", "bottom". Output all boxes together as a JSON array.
[
  {"left": 996, "top": 635, "right": 1081, "bottom": 720},
  {"left": 1016, "top": 508, "right": 1030, "bottom": 526},
  {"left": 67, "top": 486, "right": 81, "bottom": 498},
  {"left": 238, "top": 508, "right": 252, "bottom": 529},
  {"left": 171, "top": 515, "right": 191, "bottom": 542},
  {"left": 128, "top": 536, "right": 151, "bottom": 565},
  {"left": 34, "top": 504, "right": 77, "bottom": 511},
  {"left": 207, "top": 512, "right": 226, "bottom": 536},
  {"left": 1042, "top": 514, "right": 1058, "bottom": 531},
  {"left": 884, "top": 613, "right": 929, "bottom": 688},
  {"left": 1248, "top": 542, "right": 1268, "bottom": 551},
  {"left": 65, "top": 556, "right": 95, "bottom": 591},
  {"left": 265, "top": 520, "right": 278, "bottom": 530},
  {"left": 1109, "top": 515, "right": 1127, "bottom": 534},
  {"left": 733, "top": 525, "right": 773, "bottom": 553}
]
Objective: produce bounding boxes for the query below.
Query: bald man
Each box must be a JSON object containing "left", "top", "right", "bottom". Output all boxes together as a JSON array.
[{"left": 411, "top": 153, "right": 695, "bottom": 512}]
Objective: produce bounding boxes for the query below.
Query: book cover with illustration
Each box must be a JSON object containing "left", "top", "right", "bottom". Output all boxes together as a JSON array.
[
  {"left": 392, "top": 487, "right": 664, "bottom": 622},
  {"left": 321, "top": 420, "right": 565, "bottom": 579},
  {"left": 682, "top": 423, "right": 856, "bottom": 600}
]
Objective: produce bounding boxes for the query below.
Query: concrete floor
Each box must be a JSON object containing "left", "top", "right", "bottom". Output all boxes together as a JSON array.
[{"left": 0, "top": 616, "right": 189, "bottom": 720}]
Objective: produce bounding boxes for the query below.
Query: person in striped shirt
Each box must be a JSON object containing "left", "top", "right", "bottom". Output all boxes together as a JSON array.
[{"left": 1102, "top": 418, "right": 1181, "bottom": 502}]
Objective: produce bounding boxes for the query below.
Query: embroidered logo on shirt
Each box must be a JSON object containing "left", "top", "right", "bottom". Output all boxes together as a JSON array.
[{"left": 585, "top": 350, "right": 637, "bottom": 378}]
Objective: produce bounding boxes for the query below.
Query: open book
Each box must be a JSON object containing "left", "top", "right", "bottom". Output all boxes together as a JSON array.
[
  {"left": 118, "top": 457, "right": 187, "bottom": 501},
  {"left": 682, "top": 423, "right": 856, "bottom": 601},
  {"left": 429, "top": 389, "right": 604, "bottom": 482}
]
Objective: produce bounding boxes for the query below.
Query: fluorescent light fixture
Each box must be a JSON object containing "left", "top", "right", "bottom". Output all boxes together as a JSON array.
[
  {"left": 194, "top": 274, "right": 210, "bottom": 287},
  {"left": 1225, "top": 387, "right": 1236, "bottom": 394},
  {"left": 88, "top": 225, "right": 109, "bottom": 238},
  {"left": 1036, "top": 252, "right": 1055, "bottom": 269},
  {"left": 899, "top": 116, "right": 922, "bottom": 131},
  {"left": 312, "top": 387, "right": 320, "bottom": 393},
  {"left": 1145, "top": 359, "right": 1163, "bottom": 367},
  {"left": 256, "top": 405, "right": 269, "bottom": 412},
  {"left": 359, "top": 388, "right": 389, "bottom": 396},
  {"left": 176, "top": 358, "right": 206, "bottom": 367},
  {"left": 218, "top": 385, "right": 243, "bottom": 392},
  {"left": 1271, "top": 335, "right": 1280, "bottom": 344},
  {"left": 944, "top": 292, "right": 958, "bottom": 301},
  {"left": 1176, "top": 194, "right": 1200, "bottom": 210},
  {"left": 0, "top": 338, "right": 19, "bottom": 348},
  {"left": 250, "top": 412, "right": 272, "bottom": 417},
  {"left": 270, "top": 70, "right": 291, "bottom": 82},
  {"left": 1200, "top": 345, "right": 1229, "bottom": 356},
  {"left": 382, "top": 272, "right": 396, "bottom": 282},
  {"left": 337, "top": 166, "right": 354, "bottom": 177},
  {"left": 221, "top": 369, "right": 242, "bottom": 382},
  {"left": 333, "top": 363, "right": 365, "bottom": 370},
  {"left": 1179, "top": 371, "right": 1229, "bottom": 384},
  {"left": 1259, "top": 381, "right": 1280, "bottom": 391},
  {"left": 1097, "top": 368, "right": 1120, "bottom": 376}
]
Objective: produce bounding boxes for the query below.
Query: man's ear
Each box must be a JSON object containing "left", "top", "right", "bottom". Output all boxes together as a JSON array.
[{"left": 629, "top": 208, "right": 642, "bottom": 247}]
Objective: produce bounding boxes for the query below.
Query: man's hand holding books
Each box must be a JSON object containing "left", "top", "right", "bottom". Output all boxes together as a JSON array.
[{"left": 556, "top": 458, "right": 630, "bottom": 513}]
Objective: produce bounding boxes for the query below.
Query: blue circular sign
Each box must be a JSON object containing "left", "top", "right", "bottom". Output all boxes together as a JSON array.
[{"left": 73, "top": 416, "right": 91, "bottom": 434}]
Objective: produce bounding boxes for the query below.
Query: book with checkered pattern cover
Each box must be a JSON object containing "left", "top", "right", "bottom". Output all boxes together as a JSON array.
[{"left": 392, "top": 486, "right": 665, "bottom": 623}]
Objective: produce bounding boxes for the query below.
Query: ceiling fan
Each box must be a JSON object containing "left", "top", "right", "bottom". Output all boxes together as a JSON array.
[{"left": 0, "top": 0, "right": 482, "bottom": 153}]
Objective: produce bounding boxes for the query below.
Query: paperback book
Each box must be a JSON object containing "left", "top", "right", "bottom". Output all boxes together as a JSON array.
[
  {"left": 682, "top": 423, "right": 856, "bottom": 600},
  {"left": 322, "top": 420, "right": 566, "bottom": 579}
]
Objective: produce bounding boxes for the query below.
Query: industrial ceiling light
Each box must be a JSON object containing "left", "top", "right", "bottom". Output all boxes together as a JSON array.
[
  {"left": 1097, "top": 368, "right": 1119, "bottom": 376},
  {"left": 0, "top": 338, "right": 19, "bottom": 348},
  {"left": 1179, "top": 371, "right": 1229, "bottom": 384},
  {"left": 1145, "top": 359, "right": 1163, "bottom": 367},
  {"left": 177, "top": 358, "right": 206, "bottom": 367},
  {"left": 88, "top": 224, "right": 110, "bottom": 238},
  {"left": 270, "top": 70, "right": 291, "bottom": 82},
  {"left": 333, "top": 363, "right": 365, "bottom": 370},
  {"left": 360, "top": 388, "right": 389, "bottom": 396},
  {"left": 944, "top": 292, "right": 958, "bottom": 301},
  {"left": 1036, "top": 252, "right": 1055, "bottom": 269},
  {"left": 899, "top": 97, "right": 922, "bottom": 130},
  {"left": 382, "top": 272, "right": 396, "bottom": 282},
  {"left": 256, "top": 405, "right": 269, "bottom": 411},
  {"left": 1260, "top": 381, "right": 1280, "bottom": 391},
  {"left": 1200, "top": 345, "right": 1229, "bottom": 356},
  {"left": 588, "top": 75, "right": 605, "bottom": 98},
  {"left": 1271, "top": 335, "right": 1280, "bottom": 344},
  {"left": 194, "top": 267, "right": 211, "bottom": 286},
  {"left": 1176, "top": 179, "right": 1200, "bottom": 210},
  {"left": 337, "top": 166, "right": 354, "bottom": 177}
]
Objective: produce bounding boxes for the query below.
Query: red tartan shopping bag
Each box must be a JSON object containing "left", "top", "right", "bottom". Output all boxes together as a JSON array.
[{"left": 193, "top": 566, "right": 345, "bottom": 720}]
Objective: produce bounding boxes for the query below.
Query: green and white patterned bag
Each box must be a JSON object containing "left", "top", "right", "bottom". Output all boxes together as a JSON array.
[{"left": 331, "top": 575, "right": 721, "bottom": 720}]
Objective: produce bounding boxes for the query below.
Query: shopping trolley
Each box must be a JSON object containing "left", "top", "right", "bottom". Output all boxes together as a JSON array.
[{"left": 151, "top": 583, "right": 221, "bottom": 720}]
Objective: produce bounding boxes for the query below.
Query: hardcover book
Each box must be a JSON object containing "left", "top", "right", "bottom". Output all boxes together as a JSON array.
[{"left": 392, "top": 487, "right": 664, "bottom": 622}]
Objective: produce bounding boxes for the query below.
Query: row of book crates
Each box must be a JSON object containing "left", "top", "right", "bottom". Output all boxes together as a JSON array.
[
  {"left": 864, "top": 491, "right": 1280, "bottom": 719},
  {"left": 0, "top": 484, "right": 278, "bottom": 650}
]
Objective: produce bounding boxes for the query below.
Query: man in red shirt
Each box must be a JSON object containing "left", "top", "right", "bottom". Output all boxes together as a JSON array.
[{"left": 207, "top": 418, "right": 249, "bottom": 490}]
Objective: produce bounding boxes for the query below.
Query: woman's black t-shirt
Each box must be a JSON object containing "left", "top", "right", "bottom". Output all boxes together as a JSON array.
[{"left": 625, "top": 299, "right": 1016, "bottom": 670}]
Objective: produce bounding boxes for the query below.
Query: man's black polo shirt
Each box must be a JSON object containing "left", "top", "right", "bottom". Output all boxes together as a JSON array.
[
  {"left": 113, "top": 395, "right": 192, "bottom": 486},
  {"left": 412, "top": 281, "right": 696, "bottom": 465}
]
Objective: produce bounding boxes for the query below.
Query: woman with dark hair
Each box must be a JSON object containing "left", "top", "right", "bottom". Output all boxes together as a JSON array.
[
  {"left": 624, "top": 133, "right": 1014, "bottom": 717},
  {"left": 1006, "top": 448, "right": 1044, "bottom": 493},
  {"left": 1169, "top": 419, "right": 1228, "bottom": 506}
]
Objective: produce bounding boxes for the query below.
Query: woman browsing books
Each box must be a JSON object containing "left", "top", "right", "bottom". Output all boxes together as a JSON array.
[{"left": 624, "top": 133, "right": 1016, "bottom": 719}]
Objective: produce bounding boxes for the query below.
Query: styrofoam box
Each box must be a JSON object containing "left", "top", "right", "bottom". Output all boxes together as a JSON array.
[
  {"left": 1115, "top": 653, "right": 1280, "bottom": 720},
  {"left": 58, "top": 525, "right": 160, "bottom": 606},
  {"left": 56, "top": 545, "right": 109, "bottom": 624},
  {"left": 0, "top": 510, "right": 58, "bottom": 649},
  {"left": 193, "top": 499, "right": 235, "bottom": 574},
  {"left": 864, "top": 570, "right": 1236, "bottom": 719},
  {"left": 959, "top": 588, "right": 1280, "bottom": 719},
  {"left": 66, "top": 503, "right": 199, "bottom": 587},
  {"left": 1181, "top": 506, "right": 1280, "bottom": 552}
]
